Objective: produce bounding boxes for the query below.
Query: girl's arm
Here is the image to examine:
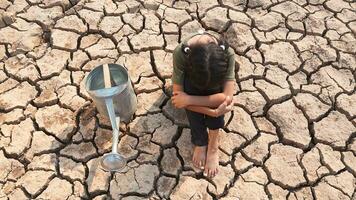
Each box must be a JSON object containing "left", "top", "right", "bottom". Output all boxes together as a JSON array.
[
  {"left": 173, "top": 84, "right": 226, "bottom": 108},
  {"left": 223, "top": 80, "right": 236, "bottom": 101},
  {"left": 172, "top": 83, "right": 184, "bottom": 94},
  {"left": 186, "top": 105, "right": 217, "bottom": 117},
  {"left": 187, "top": 93, "right": 226, "bottom": 108},
  {"left": 186, "top": 100, "right": 232, "bottom": 117},
  {"left": 188, "top": 80, "right": 236, "bottom": 107},
  {"left": 172, "top": 81, "right": 236, "bottom": 108},
  {"left": 172, "top": 83, "right": 232, "bottom": 117},
  {"left": 172, "top": 83, "right": 216, "bottom": 116},
  {"left": 186, "top": 80, "right": 236, "bottom": 116}
]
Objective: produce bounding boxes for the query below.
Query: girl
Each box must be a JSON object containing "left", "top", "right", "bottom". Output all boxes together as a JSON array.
[{"left": 171, "top": 30, "right": 236, "bottom": 178}]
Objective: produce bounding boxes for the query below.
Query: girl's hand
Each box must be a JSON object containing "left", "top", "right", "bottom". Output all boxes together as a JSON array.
[
  {"left": 214, "top": 96, "right": 233, "bottom": 117},
  {"left": 172, "top": 91, "right": 190, "bottom": 108}
]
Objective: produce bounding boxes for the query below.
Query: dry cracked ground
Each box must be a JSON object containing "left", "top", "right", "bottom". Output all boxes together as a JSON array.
[{"left": 0, "top": 0, "right": 355, "bottom": 199}]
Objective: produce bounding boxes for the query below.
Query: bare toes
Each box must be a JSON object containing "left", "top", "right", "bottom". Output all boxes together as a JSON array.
[
  {"left": 192, "top": 158, "right": 197, "bottom": 167},
  {"left": 214, "top": 169, "right": 218, "bottom": 177},
  {"left": 203, "top": 169, "right": 208, "bottom": 176},
  {"left": 200, "top": 161, "right": 205, "bottom": 169},
  {"left": 194, "top": 160, "right": 199, "bottom": 168}
]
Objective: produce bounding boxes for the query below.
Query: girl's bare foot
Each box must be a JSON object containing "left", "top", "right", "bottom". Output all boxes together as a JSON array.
[
  {"left": 204, "top": 129, "right": 220, "bottom": 178},
  {"left": 204, "top": 147, "right": 219, "bottom": 178},
  {"left": 192, "top": 146, "right": 207, "bottom": 169}
]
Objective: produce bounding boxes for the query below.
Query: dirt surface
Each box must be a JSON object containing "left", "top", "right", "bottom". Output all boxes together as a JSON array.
[{"left": 0, "top": 0, "right": 355, "bottom": 199}]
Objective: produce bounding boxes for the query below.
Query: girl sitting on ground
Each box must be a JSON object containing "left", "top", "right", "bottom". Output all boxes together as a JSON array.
[{"left": 171, "top": 30, "right": 236, "bottom": 178}]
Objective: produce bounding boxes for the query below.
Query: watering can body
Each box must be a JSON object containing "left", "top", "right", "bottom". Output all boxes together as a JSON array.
[{"left": 85, "top": 64, "right": 137, "bottom": 123}]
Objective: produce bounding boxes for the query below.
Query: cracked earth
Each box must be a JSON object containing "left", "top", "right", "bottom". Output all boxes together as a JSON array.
[{"left": 0, "top": 0, "right": 355, "bottom": 199}]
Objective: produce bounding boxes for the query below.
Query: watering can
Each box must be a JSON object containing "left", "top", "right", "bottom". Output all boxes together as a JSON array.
[{"left": 85, "top": 64, "right": 137, "bottom": 172}]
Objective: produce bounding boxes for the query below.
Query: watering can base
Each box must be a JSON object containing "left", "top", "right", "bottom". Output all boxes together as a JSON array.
[{"left": 100, "top": 153, "right": 127, "bottom": 172}]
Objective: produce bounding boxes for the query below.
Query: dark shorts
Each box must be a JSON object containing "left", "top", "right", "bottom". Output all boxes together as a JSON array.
[{"left": 184, "top": 77, "right": 224, "bottom": 146}]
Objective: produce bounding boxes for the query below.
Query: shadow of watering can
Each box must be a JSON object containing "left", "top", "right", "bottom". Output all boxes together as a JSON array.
[{"left": 85, "top": 64, "right": 137, "bottom": 172}]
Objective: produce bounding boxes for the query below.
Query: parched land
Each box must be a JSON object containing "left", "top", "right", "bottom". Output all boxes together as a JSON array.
[{"left": 0, "top": 0, "right": 355, "bottom": 199}]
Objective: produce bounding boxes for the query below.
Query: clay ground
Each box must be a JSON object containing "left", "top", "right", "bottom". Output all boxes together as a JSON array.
[{"left": 0, "top": 0, "right": 355, "bottom": 199}]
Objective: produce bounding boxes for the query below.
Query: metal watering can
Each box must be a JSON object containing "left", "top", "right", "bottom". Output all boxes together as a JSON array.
[{"left": 85, "top": 64, "right": 137, "bottom": 172}]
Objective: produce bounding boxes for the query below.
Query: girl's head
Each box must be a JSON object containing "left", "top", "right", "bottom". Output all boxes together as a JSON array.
[{"left": 183, "top": 34, "right": 229, "bottom": 90}]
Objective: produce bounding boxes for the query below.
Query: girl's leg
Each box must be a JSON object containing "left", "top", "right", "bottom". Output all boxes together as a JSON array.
[
  {"left": 204, "top": 129, "right": 220, "bottom": 177},
  {"left": 185, "top": 109, "right": 208, "bottom": 169},
  {"left": 204, "top": 114, "right": 224, "bottom": 178}
]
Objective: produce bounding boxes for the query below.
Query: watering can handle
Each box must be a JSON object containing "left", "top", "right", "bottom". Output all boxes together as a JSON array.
[{"left": 103, "top": 64, "right": 111, "bottom": 88}]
